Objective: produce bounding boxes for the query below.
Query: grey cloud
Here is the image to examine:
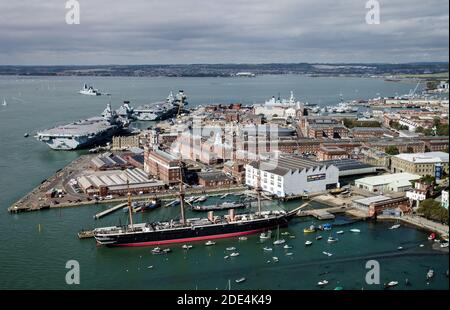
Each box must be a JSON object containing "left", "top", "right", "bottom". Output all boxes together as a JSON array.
[{"left": 0, "top": 0, "right": 448, "bottom": 64}]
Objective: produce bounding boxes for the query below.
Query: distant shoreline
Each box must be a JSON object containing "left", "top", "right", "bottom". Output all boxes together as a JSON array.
[{"left": 0, "top": 63, "right": 447, "bottom": 78}]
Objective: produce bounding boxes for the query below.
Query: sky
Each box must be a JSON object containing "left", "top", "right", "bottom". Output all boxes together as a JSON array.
[{"left": 0, "top": 0, "right": 448, "bottom": 65}]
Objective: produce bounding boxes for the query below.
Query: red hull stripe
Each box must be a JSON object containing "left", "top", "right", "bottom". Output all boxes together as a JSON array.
[{"left": 111, "top": 228, "right": 266, "bottom": 247}]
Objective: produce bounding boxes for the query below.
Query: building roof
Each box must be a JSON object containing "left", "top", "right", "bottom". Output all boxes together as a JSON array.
[
  {"left": 198, "top": 171, "right": 233, "bottom": 182},
  {"left": 248, "top": 154, "right": 331, "bottom": 176},
  {"left": 355, "top": 172, "right": 421, "bottom": 186},
  {"left": 353, "top": 195, "right": 391, "bottom": 206},
  {"left": 352, "top": 127, "right": 388, "bottom": 132},
  {"left": 394, "top": 152, "right": 449, "bottom": 164},
  {"left": 77, "top": 168, "right": 164, "bottom": 190},
  {"left": 91, "top": 153, "right": 128, "bottom": 169},
  {"left": 319, "top": 146, "right": 346, "bottom": 154},
  {"left": 321, "top": 159, "right": 373, "bottom": 171}
]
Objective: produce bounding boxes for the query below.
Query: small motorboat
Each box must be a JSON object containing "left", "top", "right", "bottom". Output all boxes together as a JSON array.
[
  {"left": 273, "top": 239, "right": 286, "bottom": 245},
  {"left": 285, "top": 252, "right": 293, "bottom": 256},
  {"left": 272, "top": 257, "right": 279, "bottom": 262},
  {"left": 226, "top": 247, "right": 236, "bottom": 251},
  {"left": 147, "top": 265, "right": 153, "bottom": 269},
  {"left": 305, "top": 241, "right": 313, "bottom": 246},
  {"left": 182, "top": 244, "right": 193, "bottom": 250},
  {"left": 317, "top": 280, "right": 329, "bottom": 286},
  {"left": 336, "top": 230, "right": 344, "bottom": 235},
  {"left": 259, "top": 232, "right": 271, "bottom": 240},
  {"left": 224, "top": 255, "right": 229, "bottom": 259},
  {"left": 322, "top": 251, "right": 333, "bottom": 257},
  {"left": 235, "top": 277, "right": 246, "bottom": 283},
  {"left": 24, "top": 133, "right": 29, "bottom": 138},
  {"left": 350, "top": 229, "right": 360, "bottom": 233},
  {"left": 316, "top": 236, "right": 323, "bottom": 240},
  {"left": 304, "top": 225, "right": 316, "bottom": 233},
  {"left": 323, "top": 224, "right": 332, "bottom": 231},
  {"left": 281, "top": 232, "right": 290, "bottom": 236},
  {"left": 327, "top": 236, "right": 338, "bottom": 243},
  {"left": 163, "top": 248, "right": 172, "bottom": 254},
  {"left": 385, "top": 281, "right": 398, "bottom": 288},
  {"left": 230, "top": 252, "right": 240, "bottom": 257},
  {"left": 389, "top": 224, "right": 401, "bottom": 230},
  {"left": 397, "top": 246, "right": 403, "bottom": 251},
  {"left": 196, "top": 196, "right": 207, "bottom": 202},
  {"left": 205, "top": 241, "right": 216, "bottom": 246},
  {"left": 419, "top": 244, "right": 425, "bottom": 248},
  {"left": 427, "top": 269, "right": 434, "bottom": 280},
  {"left": 440, "top": 242, "right": 449, "bottom": 248},
  {"left": 238, "top": 237, "right": 248, "bottom": 241},
  {"left": 334, "top": 286, "right": 344, "bottom": 290},
  {"left": 164, "top": 199, "right": 180, "bottom": 208},
  {"left": 263, "top": 247, "right": 273, "bottom": 251},
  {"left": 151, "top": 247, "right": 162, "bottom": 254},
  {"left": 283, "top": 244, "right": 292, "bottom": 249},
  {"left": 289, "top": 235, "right": 296, "bottom": 239}
]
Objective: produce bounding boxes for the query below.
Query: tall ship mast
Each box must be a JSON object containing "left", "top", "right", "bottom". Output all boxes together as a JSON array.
[{"left": 93, "top": 155, "right": 302, "bottom": 247}]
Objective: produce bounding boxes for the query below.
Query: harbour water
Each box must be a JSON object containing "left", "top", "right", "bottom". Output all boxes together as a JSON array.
[{"left": 0, "top": 75, "right": 448, "bottom": 289}]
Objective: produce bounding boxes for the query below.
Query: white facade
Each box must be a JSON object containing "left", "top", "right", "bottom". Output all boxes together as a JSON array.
[
  {"left": 442, "top": 190, "right": 449, "bottom": 209},
  {"left": 245, "top": 160, "right": 339, "bottom": 197},
  {"left": 355, "top": 173, "right": 421, "bottom": 193}
]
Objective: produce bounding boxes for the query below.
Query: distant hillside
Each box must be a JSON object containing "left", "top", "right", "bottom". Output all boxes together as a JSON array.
[{"left": 0, "top": 62, "right": 448, "bottom": 77}]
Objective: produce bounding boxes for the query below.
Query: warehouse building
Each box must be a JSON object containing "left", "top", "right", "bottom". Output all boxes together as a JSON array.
[
  {"left": 77, "top": 168, "right": 165, "bottom": 196},
  {"left": 390, "top": 151, "right": 449, "bottom": 177},
  {"left": 321, "top": 159, "right": 378, "bottom": 177},
  {"left": 354, "top": 172, "right": 421, "bottom": 193},
  {"left": 245, "top": 154, "right": 339, "bottom": 197}
]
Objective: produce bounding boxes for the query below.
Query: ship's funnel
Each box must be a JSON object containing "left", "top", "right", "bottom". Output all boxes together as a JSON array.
[
  {"left": 207, "top": 211, "right": 214, "bottom": 222},
  {"left": 228, "top": 209, "right": 235, "bottom": 222}
]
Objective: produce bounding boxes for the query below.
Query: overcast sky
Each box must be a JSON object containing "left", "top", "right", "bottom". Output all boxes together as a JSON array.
[{"left": 0, "top": 0, "right": 448, "bottom": 65}]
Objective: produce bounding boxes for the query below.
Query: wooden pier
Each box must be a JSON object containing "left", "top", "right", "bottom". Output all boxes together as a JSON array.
[
  {"left": 93, "top": 203, "right": 127, "bottom": 220},
  {"left": 297, "top": 206, "right": 348, "bottom": 220}
]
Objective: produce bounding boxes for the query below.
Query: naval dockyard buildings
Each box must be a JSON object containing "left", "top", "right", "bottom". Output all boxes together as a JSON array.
[{"left": 245, "top": 154, "right": 339, "bottom": 197}]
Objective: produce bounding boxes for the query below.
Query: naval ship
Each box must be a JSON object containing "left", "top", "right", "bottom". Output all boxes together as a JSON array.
[
  {"left": 79, "top": 83, "right": 101, "bottom": 96},
  {"left": 93, "top": 161, "right": 303, "bottom": 247},
  {"left": 36, "top": 104, "right": 125, "bottom": 150},
  {"left": 133, "top": 90, "right": 187, "bottom": 121}
]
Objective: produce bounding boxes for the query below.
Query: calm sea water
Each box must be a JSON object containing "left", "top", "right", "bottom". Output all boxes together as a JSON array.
[{"left": 0, "top": 75, "right": 447, "bottom": 290}]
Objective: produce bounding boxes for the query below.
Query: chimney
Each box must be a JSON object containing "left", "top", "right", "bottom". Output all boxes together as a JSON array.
[{"left": 207, "top": 211, "right": 214, "bottom": 222}]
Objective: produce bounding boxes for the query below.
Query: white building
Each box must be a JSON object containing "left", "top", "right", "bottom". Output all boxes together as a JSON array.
[
  {"left": 355, "top": 172, "right": 421, "bottom": 193},
  {"left": 398, "top": 118, "right": 420, "bottom": 132},
  {"left": 245, "top": 155, "right": 339, "bottom": 197},
  {"left": 442, "top": 190, "right": 449, "bottom": 209}
]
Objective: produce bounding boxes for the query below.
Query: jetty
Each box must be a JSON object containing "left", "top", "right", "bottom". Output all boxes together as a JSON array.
[
  {"left": 77, "top": 230, "right": 95, "bottom": 239},
  {"left": 93, "top": 203, "right": 127, "bottom": 220}
]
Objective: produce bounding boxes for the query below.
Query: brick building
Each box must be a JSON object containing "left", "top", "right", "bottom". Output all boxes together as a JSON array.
[
  {"left": 144, "top": 148, "right": 181, "bottom": 184},
  {"left": 316, "top": 146, "right": 349, "bottom": 161},
  {"left": 198, "top": 171, "right": 234, "bottom": 188}
]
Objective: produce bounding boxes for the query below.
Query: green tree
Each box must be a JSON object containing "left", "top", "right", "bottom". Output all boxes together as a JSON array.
[
  {"left": 385, "top": 146, "right": 400, "bottom": 155},
  {"left": 418, "top": 198, "right": 449, "bottom": 225}
]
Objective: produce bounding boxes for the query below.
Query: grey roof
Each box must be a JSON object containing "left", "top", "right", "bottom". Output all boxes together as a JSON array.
[
  {"left": 249, "top": 155, "right": 330, "bottom": 176},
  {"left": 91, "top": 153, "right": 128, "bottom": 168},
  {"left": 352, "top": 127, "right": 388, "bottom": 132},
  {"left": 321, "top": 159, "right": 373, "bottom": 171},
  {"left": 353, "top": 195, "right": 391, "bottom": 206},
  {"left": 198, "top": 171, "right": 233, "bottom": 182}
]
